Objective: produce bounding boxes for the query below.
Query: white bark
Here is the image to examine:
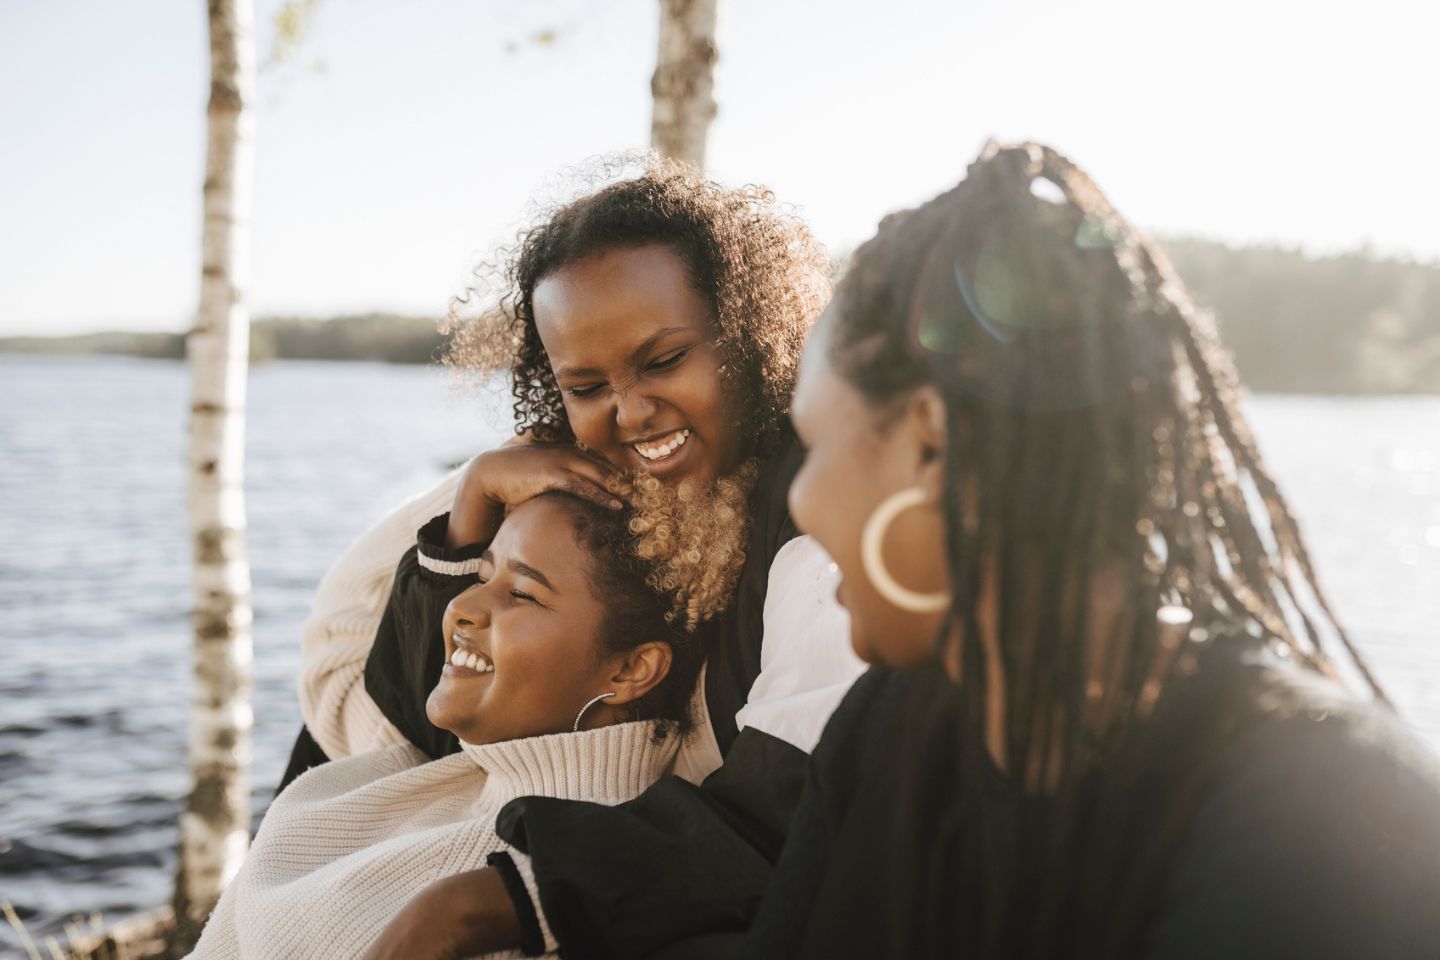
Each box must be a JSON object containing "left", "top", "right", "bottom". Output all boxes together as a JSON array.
[
  {"left": 650, "top": 0, "right": 719, "bottom": 169},
  {"left": 173, "top": 0, "right": 256, "bottom": 949}
]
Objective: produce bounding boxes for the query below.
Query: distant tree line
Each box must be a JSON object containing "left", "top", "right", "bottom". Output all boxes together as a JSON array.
[
  {"left": 247, "top": 313, "right": 446, "bottom": 363},
  {"left": 1163, "top": 238, "right": 1440, "bottom": 393},
  {"left": 3, "top": 240, "right": 1438, "bottom": 393},
  {"left": 0, "top": 313, "right": 447, "bottom": 365}
]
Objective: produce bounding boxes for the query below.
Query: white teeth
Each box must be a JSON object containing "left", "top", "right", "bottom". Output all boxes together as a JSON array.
[
  {"left": 451, "top": 646, "right": 494, "bottom": 673},
  {"left": 634, "top": 429, "right": 690, "bottom": 461}
]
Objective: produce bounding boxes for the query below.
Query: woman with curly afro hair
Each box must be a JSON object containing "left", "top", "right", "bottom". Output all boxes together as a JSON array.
[{"left": 293, "top": 158, "right": 867, "bottom": 958}]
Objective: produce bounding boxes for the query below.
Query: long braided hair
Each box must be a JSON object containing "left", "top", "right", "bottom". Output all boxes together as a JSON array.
[{"left": 827, "top": 142, "right": 1385, "bottom": 957}]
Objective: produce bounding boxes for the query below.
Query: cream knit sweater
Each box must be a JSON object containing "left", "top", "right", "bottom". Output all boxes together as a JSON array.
[
  {"left": 186, "top": 721, "right": 679, "bottom": 960},
  {"left": 298, "top": 466, "right": 466, "bottom": 761}
]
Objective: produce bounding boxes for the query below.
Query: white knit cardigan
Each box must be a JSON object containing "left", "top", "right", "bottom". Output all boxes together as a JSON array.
[{"left": 186, "top": 721, "right": 679, "bottom": 960}]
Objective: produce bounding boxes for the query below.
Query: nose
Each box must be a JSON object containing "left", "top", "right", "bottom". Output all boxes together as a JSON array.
[
  {"left": 613, "top": 383, "right": 660, "bottom": 437},
  {"left": 446, "top": 583, "right": 492, "bottom": 630}
]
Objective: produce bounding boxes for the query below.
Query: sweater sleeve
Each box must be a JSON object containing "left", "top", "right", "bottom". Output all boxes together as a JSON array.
[
  {"left": 298, "top": 466, "right": 467, "bottom": 759},
  {"left": 492, "top": 539, "right": 864, "bottom": 958},
  {"left": 738, "top": 668, "right": 890, "bottom": 960},
  {"left": 184, "top": 872, "right": 241, "bottom": 960}
]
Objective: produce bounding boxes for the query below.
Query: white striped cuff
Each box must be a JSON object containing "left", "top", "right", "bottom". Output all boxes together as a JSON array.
[{"left": 416, "top": 552, "right": 485, "bottom": 577}]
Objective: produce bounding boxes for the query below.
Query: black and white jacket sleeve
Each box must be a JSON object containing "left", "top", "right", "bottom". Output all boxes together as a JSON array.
[{"left": 361, "top": 512, "right": 488, "bottom": 760}]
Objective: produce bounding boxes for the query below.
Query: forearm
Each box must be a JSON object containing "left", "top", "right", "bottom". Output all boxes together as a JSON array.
[
  {"left": 362, "top": 868, "right": 524, "bottom": 960},
  {"left": 432, "top": 868, "right": 525, "bottom": 955},
  {"left": 495, "top": 758, "right": 800, "bottom": 956}
]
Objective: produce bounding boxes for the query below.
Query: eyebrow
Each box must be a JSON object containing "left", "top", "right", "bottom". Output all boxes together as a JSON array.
[
  {"left": 480, "top": 550, "right": 556, "bottom": 592},
  {"left": 553, "top": 326, "right": 696, "bottom": 381}
]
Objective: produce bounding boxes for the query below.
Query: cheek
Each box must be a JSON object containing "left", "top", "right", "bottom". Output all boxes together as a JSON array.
[
  {"left": 564, "top": 400, "right": 622, "bottom": 458},
  {"left": 790, "top": 446, "right": 867, "bottom": 572},
  {"left": 677, "top": 357, "right": 734, "bottom": 435},
  {"left": 492, "top": 629, "right": 593, "bottom": 706}
]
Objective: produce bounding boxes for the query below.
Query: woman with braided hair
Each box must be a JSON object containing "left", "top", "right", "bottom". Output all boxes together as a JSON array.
[{"left": 728, "top": 141, "right": 1440, "bottom": 958}]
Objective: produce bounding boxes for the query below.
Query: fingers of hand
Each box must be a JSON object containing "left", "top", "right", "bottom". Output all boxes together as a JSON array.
[{"left": 556, "top": 473, "right": 625, "bottom": 510}]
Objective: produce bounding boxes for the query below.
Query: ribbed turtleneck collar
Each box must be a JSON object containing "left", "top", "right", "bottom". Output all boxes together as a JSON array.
[{"left": 459, "top": 721, "right": 679, "bottom": 806}]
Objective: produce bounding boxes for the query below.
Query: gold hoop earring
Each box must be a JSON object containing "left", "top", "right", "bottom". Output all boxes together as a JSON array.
[
  {"left": 860, "top": 487, "right": 950, "bottom": 614},
  {"left": 572, "top": 691, "right": 616, "bottom": 732}
]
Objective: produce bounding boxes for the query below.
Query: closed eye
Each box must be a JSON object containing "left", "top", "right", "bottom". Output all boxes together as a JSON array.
[
  {"left": 477, "top": 574, "right": 545, "bottom": 607},
  {"left": 510, "top": 588, "right": 552, "bottom": 611},
  {"left": 648, "top": 348, "right": 689, "bottom": 371},
  {"left": 565, "top": 383, "right": 604, "bottom": 399}
]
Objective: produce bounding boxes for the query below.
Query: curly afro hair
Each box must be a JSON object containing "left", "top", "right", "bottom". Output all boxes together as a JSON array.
[
  {"left": 544, "top": 490, "right": 706, "bottom": 741},
  {"left": 444, "top": 156, "right": 832, "bottom": 458}
]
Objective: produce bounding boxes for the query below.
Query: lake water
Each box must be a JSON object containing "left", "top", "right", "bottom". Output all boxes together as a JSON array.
[{"left": 1, "top": 356, "right": 1437, "bottom": 948}]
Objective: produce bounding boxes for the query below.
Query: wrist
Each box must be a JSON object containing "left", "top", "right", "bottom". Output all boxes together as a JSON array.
[{"left": 447, "top": 464, "right": 503, "bottom": 549}]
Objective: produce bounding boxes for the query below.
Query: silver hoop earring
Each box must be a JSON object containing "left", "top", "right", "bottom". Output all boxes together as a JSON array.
[
  {"left": 572, "top": 691, "right": 617, "bottom": 732},
  {"left": 860, "top": 487, "right": 950, "bottom": 614}
]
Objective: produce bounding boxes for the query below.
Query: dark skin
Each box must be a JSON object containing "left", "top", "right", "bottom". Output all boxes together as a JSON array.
[
  {"left": 367, "top": 498, "right": 670, "bottom": 960},
  {"left": 427, "top": 497, "right": 670, "bottom": 745},
  {"left": 790, "top": 305, "right": 1149, "bottom": 775},
  {"left": 445, "top": 243, "right": 746, "bottom": 548},
  {"left": 787, "top": 308, "right": 1008, "bottom": 765},
  {"left": 787, "top": 312, "right": 952, "bottom": 669},
  {"left": 368, "top": 244, "right": 749, "bottom": 959}
]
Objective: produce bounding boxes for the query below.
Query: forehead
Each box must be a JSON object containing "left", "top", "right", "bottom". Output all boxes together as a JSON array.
[
  {"left": 531, "top": 244, "right": 713, "bottom": 367},
  {"left": 490, "top": 498, "right": 591, "bottom": 588}
]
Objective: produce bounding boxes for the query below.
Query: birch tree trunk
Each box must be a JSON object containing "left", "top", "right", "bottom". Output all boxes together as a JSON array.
[
  {"left": 172, "top": 0, "right": 256, "bottom": 950},
  {"left": 650, "top": 0, "right": 718, "bottom": 169}
]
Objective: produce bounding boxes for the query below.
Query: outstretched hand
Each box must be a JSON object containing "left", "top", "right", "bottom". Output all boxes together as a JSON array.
[
  {"left": 362, "top": 867, "right": 523, "bottom": 960},
  {"left": 447, "top": 440, "right": 628, "bottom": 548}
]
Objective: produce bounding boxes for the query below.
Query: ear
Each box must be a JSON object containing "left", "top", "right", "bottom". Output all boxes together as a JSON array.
[
  {"left": 902, "top": 384, "right": 948, "bottom": 500},
  {"left": 605, "top": 641, "right": 674, "bottom": 706}
]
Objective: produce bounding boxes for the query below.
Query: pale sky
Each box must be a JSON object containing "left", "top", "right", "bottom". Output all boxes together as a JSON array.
[{"left": 2, "top": 0, "right": 1437, "bottom": 335}]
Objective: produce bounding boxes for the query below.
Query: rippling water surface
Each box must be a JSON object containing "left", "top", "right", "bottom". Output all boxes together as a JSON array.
[{"left": 1, "top": 356, "right": 1437, "bottom": 948}]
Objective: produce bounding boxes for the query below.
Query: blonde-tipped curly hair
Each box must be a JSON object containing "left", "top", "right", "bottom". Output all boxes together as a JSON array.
[
  {"left": 444, "top": 156, "right": 832, "bottom": 459},
  {"left": 624, "top": 460, "right": 761, "bottom": 630}
]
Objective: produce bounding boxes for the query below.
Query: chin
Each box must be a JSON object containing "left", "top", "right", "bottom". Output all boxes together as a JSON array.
[
  {"left": 848, "top": 625, "right": 882, "bottom": 666},
  {"left": 850, "top": 620, "right": 935, "bottom": 669},
  {"left": 424, "top": 686, "right": 460, "bottom": 735}
]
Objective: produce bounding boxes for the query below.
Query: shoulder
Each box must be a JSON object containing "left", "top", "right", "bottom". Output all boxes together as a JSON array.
[
  {"left": 810, "top": 666, "right": 928, "bottom": 771},
  {"left": 1147, "top": 659, "right": 1440, "bottom": 958},
  {"left": 274, "top": 742, "right": 428, "bottom": 807}
]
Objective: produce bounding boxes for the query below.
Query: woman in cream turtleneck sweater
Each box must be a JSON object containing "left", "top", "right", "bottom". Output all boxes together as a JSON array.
[{"left": 187, "top": 492, "right": 702, "bottom": 960}]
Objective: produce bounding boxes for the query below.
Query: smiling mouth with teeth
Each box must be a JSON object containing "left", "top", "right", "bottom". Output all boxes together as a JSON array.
[
  {"left": 633, "top": 428, "right": 691, "bottom": 461},
  {"left": 449, "top": 647, "right": 494, "bottom": 674}
]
